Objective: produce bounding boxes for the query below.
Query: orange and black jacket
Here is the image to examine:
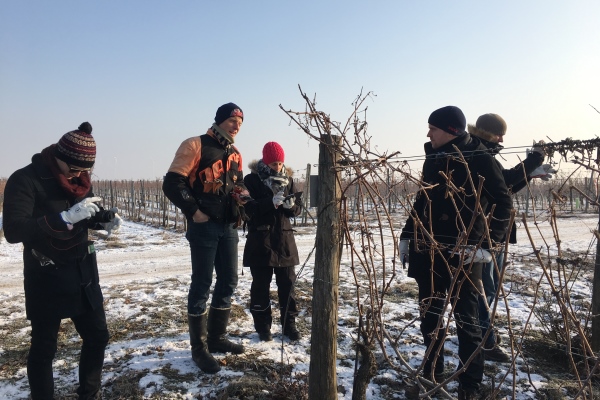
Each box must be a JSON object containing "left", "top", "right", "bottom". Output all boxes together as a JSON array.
[{"left": 162, "top": 129, "right": 245, "bottom": 224}]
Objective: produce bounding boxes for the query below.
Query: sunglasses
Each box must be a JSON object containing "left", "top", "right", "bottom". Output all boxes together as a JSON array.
[{"left": 68, "top": 165, "right": 90, "bottom": 173}]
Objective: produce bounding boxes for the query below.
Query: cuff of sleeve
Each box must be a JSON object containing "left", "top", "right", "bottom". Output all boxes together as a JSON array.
[
  {"left": 38, "top": 214, "right": 78, "bottom": 239},
  {"left": 184, "top": 206, "right": 199, "bottom": 220}
]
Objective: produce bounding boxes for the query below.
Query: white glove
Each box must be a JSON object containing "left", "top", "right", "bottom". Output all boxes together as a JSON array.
[
  {"left": 273, "top": 191, "right": 285, "bottom": 208},
  {"left": 100, "top": 208, "right": 123, "bottom": 236},
  {"left": 399, "top": 239, "right": 410, "bottom": 268},
  {"left": 282, "top": 196, "right": 295, "bottom": 209},
  {"left": 451, "top": 246, "right": 492, "bottom": 264},
  {"left": 60, "top": 197, "right": 101, "bottom": 225},
  {"left": 530, "top": 164, "right": 557, "bottom": 181},
  {"left": 526, "top": 140, "right": 545, "bottom": 157}
]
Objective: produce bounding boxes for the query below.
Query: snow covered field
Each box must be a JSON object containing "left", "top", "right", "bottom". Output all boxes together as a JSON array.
[{"left": 0, "top": 212, "right": 597, "bottom": 399}]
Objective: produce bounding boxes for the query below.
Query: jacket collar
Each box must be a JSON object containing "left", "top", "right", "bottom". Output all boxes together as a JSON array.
[
  {"left": 31, "top": 153, "right": 54, "bottom": 180},
  {"left": 424, "top": 134, "right": 471, "bottom": 155}
]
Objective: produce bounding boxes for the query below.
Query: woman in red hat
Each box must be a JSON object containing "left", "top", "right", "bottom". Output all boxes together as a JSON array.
[{"left": 242, "top": 142, "right": 302, "bottom": 342}]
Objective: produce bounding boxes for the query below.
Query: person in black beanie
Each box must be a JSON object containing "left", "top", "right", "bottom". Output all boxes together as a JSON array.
[
  {"left": 399, "top": 106, "right": 512, "bottom": 400},
  {"left": 163, "top": 102, "right": 249, "bottom": 374},
  {"left": 3, "top": 122, "right": 120, "bottom": 399},
  {"left": 468, "top": 113, "right": 548, "bottom": 363}
]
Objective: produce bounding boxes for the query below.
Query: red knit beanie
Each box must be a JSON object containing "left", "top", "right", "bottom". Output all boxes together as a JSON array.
[{"left": 262, "top": 142, "right": 285, "bottom": 165}]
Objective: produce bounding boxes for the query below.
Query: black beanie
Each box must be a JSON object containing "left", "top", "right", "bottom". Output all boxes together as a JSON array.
[
  {"left": 54, "top": 122, "right": 96, "bottom": 169},
  {"left": 214, "top": 102, "right": 244, "bottom": 126},
  {"left": 428, "top": 106, "right": 466, "bottom": 136}
]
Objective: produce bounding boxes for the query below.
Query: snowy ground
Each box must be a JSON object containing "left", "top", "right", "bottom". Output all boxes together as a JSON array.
[{"left": 0, "top": 212, "right": 598, "bottom": 399}]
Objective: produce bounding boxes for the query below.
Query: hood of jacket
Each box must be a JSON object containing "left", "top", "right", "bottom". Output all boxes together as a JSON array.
[
  {"left": 247, "top": 159, "right": 294, "bottom": 178},
  {"left": 467, "top": 124, "right": 504, "bottom": 154}
]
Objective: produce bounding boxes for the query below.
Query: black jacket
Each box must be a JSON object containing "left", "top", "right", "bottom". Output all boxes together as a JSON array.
[
  {"left": 242, "top": 162, "right": 300, "bottom": 267},
  {"left": 162, "top": 131, "right": 245, "bottom": 224},
  {"left": 495, "top": 150, "right": 544, "bottom": 244},
  {"left": 476, "top": 137, "right": 544, "bottom": 243},
  {"left": 401, "top": 135, "right": 512, "bottom": 276},
  {"left": 3, "top": 154, "right": 105, "bottom": 320}
]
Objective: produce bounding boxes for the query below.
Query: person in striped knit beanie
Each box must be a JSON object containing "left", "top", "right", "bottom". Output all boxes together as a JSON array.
[{"left": 2, "top": 121, "right": 116, "bottom": 399}]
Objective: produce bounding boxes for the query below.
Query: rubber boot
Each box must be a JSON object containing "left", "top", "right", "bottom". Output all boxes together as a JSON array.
[
  {"left": 207, "top": 307, "right": 245, "bottom": 354},
  {"left": 281, "top": 315, "right": 300, "bottom": 341},
  {"left": 188, "top": 313, "right": 220, "bottom": 373},
  {"left": 251, "top": 306, "right": 273, "bottom": 342}
]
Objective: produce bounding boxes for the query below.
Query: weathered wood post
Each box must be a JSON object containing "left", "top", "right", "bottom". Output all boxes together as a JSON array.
[{"left": 309, "top": 134, "right": 341, "bottom": 400}]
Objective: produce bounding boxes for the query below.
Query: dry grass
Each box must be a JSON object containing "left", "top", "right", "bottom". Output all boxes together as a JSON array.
[{"left": 0, "top": 279, "right": 313, "bottom": 399}]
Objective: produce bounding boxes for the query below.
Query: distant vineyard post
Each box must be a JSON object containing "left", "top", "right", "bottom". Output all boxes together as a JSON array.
[{"left": 302, "top": 163, "right": 311, "bottom": 225}]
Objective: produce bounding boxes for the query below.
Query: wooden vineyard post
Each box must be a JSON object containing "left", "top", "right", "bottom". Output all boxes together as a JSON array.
[{"left": 309, "top": 134, "right": 341, "bottom": 400}]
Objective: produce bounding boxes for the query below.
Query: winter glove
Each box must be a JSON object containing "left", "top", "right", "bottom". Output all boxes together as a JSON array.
[
  {"left": 399, "top": 239, "right": 409, "bottom": 268},
  {"left": 273, "top": 191, "right": 285, "bottom": 208},
  {"left": 451, "top": 246, "right": 492, "bottom": 264},
  {"left": 526, "top": 140, "right": 546, "bottom": 157},
  {"left": 100, "top": 208, "right": 123, "bottom": 236},
  {"left": 60, "top": 196, "right": 101, "bottom": 225},
  {"left": 232, "top": 186, "right": 252, "bottom": 204},
  {"left": 282, "top": 196, "right": 295, "bottom": 209},
  {"left": 530, "top": 164, "right": 557, "bottom": 181}
]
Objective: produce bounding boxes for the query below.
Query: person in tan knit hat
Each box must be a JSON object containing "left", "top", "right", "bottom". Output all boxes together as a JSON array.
[{"left": 468, "top": 113, "right": 552, "bottom": 363}]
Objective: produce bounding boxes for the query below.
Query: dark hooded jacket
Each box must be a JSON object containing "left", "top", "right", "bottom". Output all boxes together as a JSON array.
[
  {"left": 468, "top": 124, "right": 544, "bottom": 243},
  {"left": 3, "top": 153, "right": 105, "bottom": 320},
  {"left": 400, "top": 134, "right": 512, "bottom": 278},
  {"left": 242, "top": 161, "right": 300, "bottom": 267}
]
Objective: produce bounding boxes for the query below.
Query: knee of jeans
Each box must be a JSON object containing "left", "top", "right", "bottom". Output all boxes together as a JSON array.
[
  {"left": 420, "top": 315, "right": 440, "bottom": 334},
  {"left": 82, "top": 328, "right": 109, "bottom": 348},
  {"left": 96, "top": 329, "right": 110, "bottom": 347},
  {"left": 29, "top": 339, "right": 58, "bottom": 360}
]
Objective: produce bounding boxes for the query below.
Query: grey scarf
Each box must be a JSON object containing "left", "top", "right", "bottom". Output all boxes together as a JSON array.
[
  {"left": 257, "top": 160, "right": 289, "bottom": 194},
  {"left": 211, "top": 123, "right": 234, "bottom": 147}
]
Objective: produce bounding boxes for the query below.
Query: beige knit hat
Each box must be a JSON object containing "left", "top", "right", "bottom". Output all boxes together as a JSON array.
[{"left": 468, "top": 113, "right": 506, "bottom": 143}]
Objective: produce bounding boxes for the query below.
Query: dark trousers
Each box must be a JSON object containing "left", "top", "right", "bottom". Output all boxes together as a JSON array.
[
  {"left": 413, "top": 254, "right": 483, "bottom": 391},
  {"left": 478, "top": 251, "right": 505, "bottom": 348},
  {"left": 186, "top": 220, "right": 239, "bottom": 315},
  {"left": 249, "top": 265, "right": 298, "bottom": 329},
  {"left": 28, "top": 306, "right": 109, "bottom": 400}
]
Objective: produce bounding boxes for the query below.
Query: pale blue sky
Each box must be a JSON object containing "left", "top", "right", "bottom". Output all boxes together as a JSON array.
[{"left": 1, "top": 1, "right": 599, "bottom": 180}]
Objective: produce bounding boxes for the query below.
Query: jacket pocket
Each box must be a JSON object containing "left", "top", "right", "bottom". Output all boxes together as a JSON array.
[
  {"left": 79, "top": 243, "right": 104, "bottom": 310},
  {"left": 197, "top": 194, "right": 224, "bottom": 221}
]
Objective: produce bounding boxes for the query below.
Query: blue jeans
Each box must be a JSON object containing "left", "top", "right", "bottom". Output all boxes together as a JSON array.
[
  {"left": 478, "top": 251, "right": 505, "bottom": 348},
  {"left": 186, "top": 220, "right": 239, "bottom": 316}
]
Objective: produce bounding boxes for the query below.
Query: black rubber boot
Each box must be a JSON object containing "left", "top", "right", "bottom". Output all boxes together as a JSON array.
[
  {"left": 281, "top": 315, "right": 301, "bottom": 341},
  {"left": 207, "top": 307, "right": 245, "bottom": 354},
  {"left": 252, "top": 306, "right": 273, "bottom": 342},
  {"left": 189, "top": 313, "right": 220, "bottom": 373}
]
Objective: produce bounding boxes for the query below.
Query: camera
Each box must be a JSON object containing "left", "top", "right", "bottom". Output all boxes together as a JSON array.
[
  {"left": 90, "top": 209, "right": 115, "bottom": 223},
  {"left": 284, "top": 192, "right": 303, "bottom": 203}
]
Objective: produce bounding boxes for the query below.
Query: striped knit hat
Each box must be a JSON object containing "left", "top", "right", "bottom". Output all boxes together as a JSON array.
[{"left": 54, "top": 122, "right": 96, "bottom": 170}]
